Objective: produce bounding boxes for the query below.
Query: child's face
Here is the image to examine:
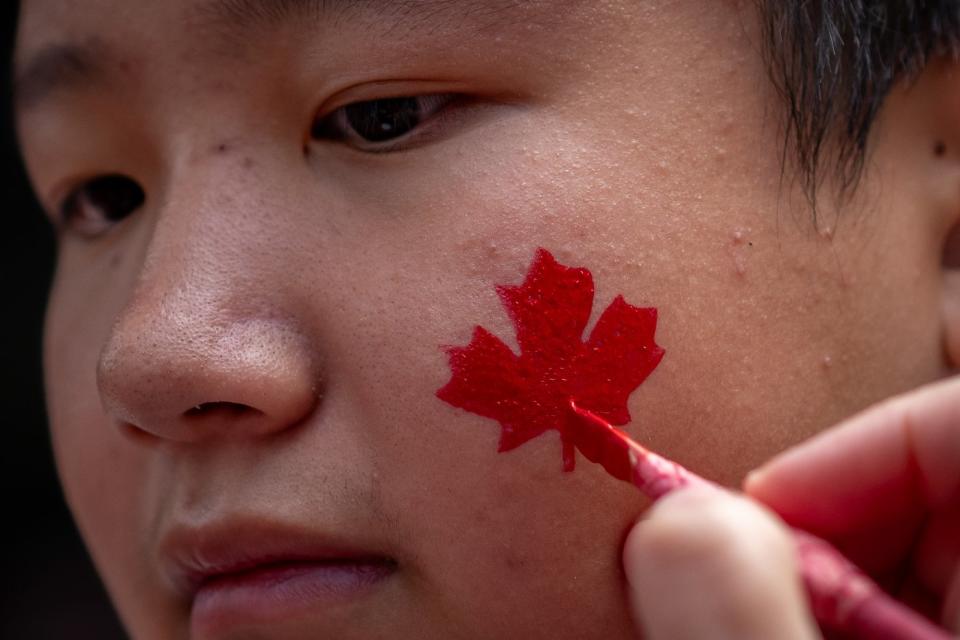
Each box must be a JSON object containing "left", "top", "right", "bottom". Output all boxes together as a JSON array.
[{"left": 16, "top": 0, "right": 951, "bottom": 638}]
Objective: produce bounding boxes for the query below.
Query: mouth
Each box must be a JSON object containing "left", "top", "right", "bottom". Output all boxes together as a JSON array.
[{"left": 160, "top": 518, "right": 397, "bottom": 637}]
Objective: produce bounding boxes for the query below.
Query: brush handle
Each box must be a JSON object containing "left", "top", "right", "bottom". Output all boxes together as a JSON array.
[
  {"left": 567, "top": 403, "right": 954, "bottom": 640},
  {"left": 794, "top": 531, "right": 951, "bottom": 640}
]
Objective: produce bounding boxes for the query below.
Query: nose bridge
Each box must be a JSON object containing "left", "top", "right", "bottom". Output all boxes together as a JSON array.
[
  {"left": 148, "top": 138, "right": 285, "bottom": 279},
  {"left": 97, "top": 149, "right": 323, "bottom": 443},
  {"left": 124, "top": 140, "right": 292, "bottom": 341}
]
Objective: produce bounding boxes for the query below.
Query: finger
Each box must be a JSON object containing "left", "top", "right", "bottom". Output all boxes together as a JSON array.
[
  {"left": 623, "top": 487, "right": 819, "bottom": 640},
  {"left": 744, "top": 376, "right": 960, "bottom": 534},
  {"left": 744, "top": 377, "right": 960, "bottom": 627}
]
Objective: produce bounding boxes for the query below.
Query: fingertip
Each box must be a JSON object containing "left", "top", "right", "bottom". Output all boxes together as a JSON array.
[
  {"left": 746, "top": 377, "right": 960, "bottom": 534},
  {"left": 742, "top": 468, "right": 766, "bottom": 494},
  {"left": 623, "top": 487, "right": 818, "bottom": 640},
  {"left": 742, "top": 457, "right": 798, "bottom": 510}
]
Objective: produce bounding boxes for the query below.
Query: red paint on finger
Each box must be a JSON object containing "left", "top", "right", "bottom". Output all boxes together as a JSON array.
[{"left": 436, "top": 248, "right": 664, "bottom": 471}]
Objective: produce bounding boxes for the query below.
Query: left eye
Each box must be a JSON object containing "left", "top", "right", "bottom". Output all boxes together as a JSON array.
[
  {"left": 56, "top": 174, "right": 146, "bottom": 238},
  {"left": 311, "top": 94, "right": 457, "bottom": 150}
]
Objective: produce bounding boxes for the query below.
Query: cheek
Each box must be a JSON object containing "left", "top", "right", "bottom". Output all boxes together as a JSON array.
[
  {"left": 323, "top": 73, "right": 913, "bottom": 528},
  {"left": 365, "top": 381, "right": 644, "bottom": 637},
  {"left": 45, "top": 353, "right": 166, "bottom": 634},
  {"left": 313, "top": 248, "right": 644, "bottom": 636},
  {"left": 45, "top": 266, "right": 138, "bottom": 532},
  {"left": 44, "top": 256, "right": 183, "bottom": 636}
]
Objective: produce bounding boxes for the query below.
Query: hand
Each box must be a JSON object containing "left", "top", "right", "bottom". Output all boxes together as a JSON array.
[{"left": 622, "top": 377, "right": 960, "bottom": 640}]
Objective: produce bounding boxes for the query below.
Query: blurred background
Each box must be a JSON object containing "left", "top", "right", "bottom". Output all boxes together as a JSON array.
[{"left": 2, "top": 2, "right": 126, "bottom": 637}]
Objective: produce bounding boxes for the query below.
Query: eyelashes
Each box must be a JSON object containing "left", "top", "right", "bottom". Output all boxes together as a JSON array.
[
  {"left": 53, "top": 93, "right": 461, "bottom": 238},
  {"left": 311, "top": 93, "right": 460, "bottom": 152}
]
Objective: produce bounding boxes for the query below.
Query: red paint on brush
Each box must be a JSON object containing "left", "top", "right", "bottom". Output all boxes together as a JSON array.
[
  {"left": 567, "top": 404, "right": 952, "bottom": 640},
  {"left": 567, "top": 400, "right": 711, "bottom": 497},
  {"left": 436, "top": 248, "right": 664, "bottom": 471}
]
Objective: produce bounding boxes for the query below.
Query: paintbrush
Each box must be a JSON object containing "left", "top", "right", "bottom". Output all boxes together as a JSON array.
[{"left": 567, "top": 399, "right": 954, "bottom": 640}]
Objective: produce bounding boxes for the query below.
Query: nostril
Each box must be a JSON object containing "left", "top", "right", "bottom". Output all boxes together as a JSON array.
[{"left": 183, "top": 401, "right": 262, "bottom": 419}]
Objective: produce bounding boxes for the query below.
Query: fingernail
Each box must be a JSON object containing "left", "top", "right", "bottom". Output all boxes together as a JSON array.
[{"left": 743, "top": 468, "right": 767, "bottom": 492}]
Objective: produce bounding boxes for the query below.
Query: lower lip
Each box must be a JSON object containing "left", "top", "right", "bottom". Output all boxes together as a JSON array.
[{"left": 190, "top": 560, "right": 395, "bottom": 637}]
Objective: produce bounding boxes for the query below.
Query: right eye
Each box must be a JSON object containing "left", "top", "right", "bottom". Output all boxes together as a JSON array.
[{"left": 57, "top": 174, "right": 145, "bottom": 238}]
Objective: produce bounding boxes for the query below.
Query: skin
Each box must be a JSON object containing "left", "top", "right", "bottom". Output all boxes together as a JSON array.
[{"left": 13, "top": 0, "right": 960, "bottom": 638}]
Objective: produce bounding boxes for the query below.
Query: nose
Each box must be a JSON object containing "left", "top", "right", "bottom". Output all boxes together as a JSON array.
[
  {"left": 98, "top": 309, "right": 322, "bottom": 443},
  {"left": 96, "top": 169, "right": 322, "bottom": 444}
]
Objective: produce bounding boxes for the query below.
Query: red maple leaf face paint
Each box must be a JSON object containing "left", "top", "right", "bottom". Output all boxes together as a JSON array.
[{"left": 437, "top": 248, "right": 664, "bottom": 471}]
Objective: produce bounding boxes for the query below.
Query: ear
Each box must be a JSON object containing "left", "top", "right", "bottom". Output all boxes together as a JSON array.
[
  {"left": 895, "top": 56, "right": 960, "bottom": 370},
  {"left": 942, "top": 234, "right": 960, "bottom": 369},
  {"left": 934, "top": 59, "right": 960, "bottom": 370}
]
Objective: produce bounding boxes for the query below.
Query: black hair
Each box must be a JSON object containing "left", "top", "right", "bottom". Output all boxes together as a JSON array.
[{"left": 759, "top": 1, "right": 960, "bottom": 204}]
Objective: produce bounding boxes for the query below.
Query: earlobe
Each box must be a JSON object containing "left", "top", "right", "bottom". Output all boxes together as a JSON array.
[
  {"left": 941, "top": 265, "right": 960, "bottom": 370},
  {"left": 941, "top": 171, "right": 960, "bottom": 370},
  {"left": 941, "top": 170, "right": 960, "bottom": 368}
]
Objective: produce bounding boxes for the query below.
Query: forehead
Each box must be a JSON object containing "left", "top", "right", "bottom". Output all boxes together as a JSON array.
[
  {"left": 16, "top": 0, "right": 565, "bottom": 53},
  {"left": 14, "top": 0, "right": 574, "bottom": 113}
]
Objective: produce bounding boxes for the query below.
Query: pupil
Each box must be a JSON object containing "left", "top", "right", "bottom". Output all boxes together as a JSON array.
[
  {"left": 85, "top": 175, "right": 145, "bottom": 221},
  {"left": 345, "top": 97, "right": 422, "bottom": 143}
]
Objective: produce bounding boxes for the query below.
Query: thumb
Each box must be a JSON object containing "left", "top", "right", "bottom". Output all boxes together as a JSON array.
[{"left": 623, "top": 487, "right": 820, "bottom": 640}]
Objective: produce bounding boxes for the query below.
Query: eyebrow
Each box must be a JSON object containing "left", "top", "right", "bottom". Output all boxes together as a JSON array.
[
  {"left": 14, "top": 0, "right": 522, "bottom": 114},
  {"left": 14, "top": 39, "right": 111, "bottom": 111},
  {"left": 193, "top": 0, "right": 356, "bottom": 35}
]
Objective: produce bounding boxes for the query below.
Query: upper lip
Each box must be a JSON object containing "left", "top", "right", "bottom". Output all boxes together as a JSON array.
[{"left": 158, "top": 516, "right": 395, "bottom": 599}]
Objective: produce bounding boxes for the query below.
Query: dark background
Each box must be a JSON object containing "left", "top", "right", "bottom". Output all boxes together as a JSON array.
[{"left": 2, "top": 2, "right": 126, "bottom": 638}]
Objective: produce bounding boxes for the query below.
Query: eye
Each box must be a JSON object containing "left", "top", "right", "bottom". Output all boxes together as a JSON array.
[
  {"left": 57, "top": 174, "right": 145, "bottom": 238},
  {"left": 311, "top": 94, "right": 458, "bottom": 152}
]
